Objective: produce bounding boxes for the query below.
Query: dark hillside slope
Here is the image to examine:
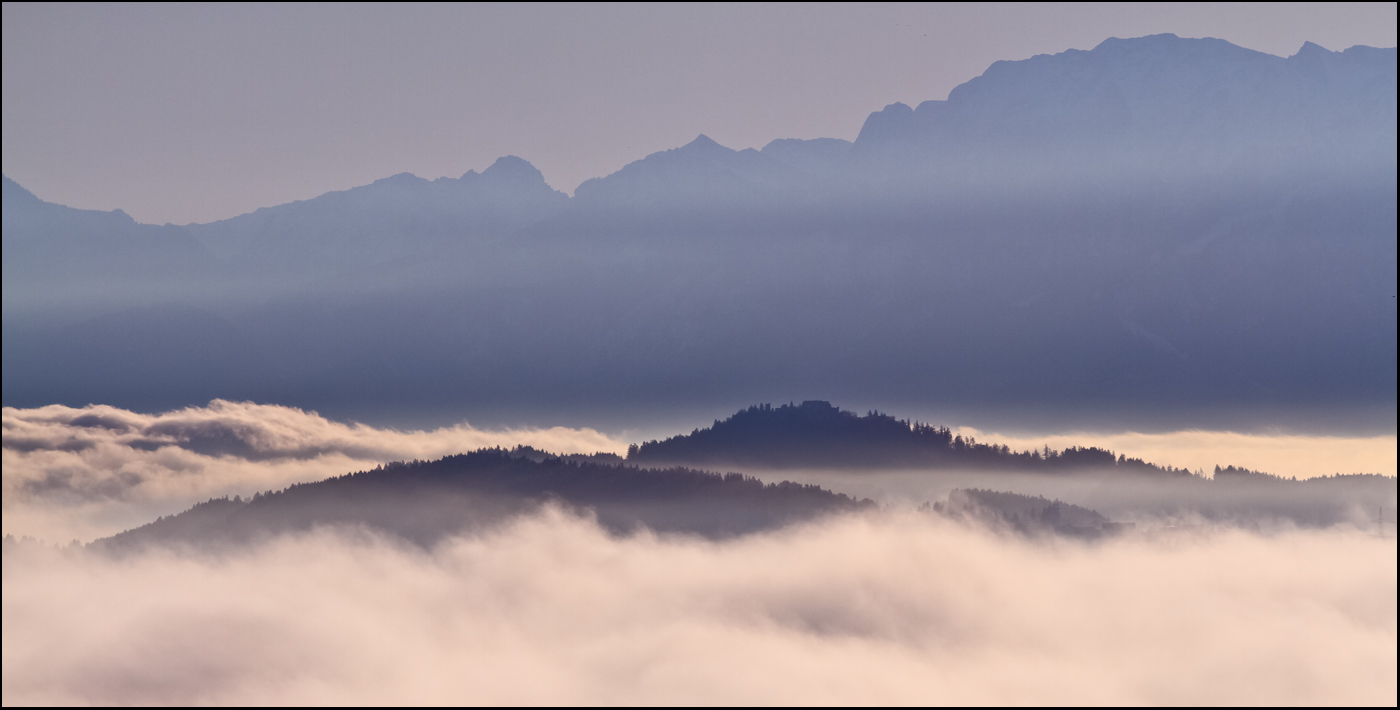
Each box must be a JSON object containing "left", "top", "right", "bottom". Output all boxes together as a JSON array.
[{"left": 94, "top": 449, "right": 872, "bottom": 552}]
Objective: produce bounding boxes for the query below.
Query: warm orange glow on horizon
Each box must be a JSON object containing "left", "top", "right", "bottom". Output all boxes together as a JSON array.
[{"left": 955, "top": 427, "right": 1398, "bottom": 480}]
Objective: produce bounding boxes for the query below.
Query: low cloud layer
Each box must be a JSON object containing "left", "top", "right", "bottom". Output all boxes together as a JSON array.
[
  {"left": 3, "top": 510, "right": 1395, "bottom": 705},
  {"left": 955, "top": 426, "right": 1398, "bottom": 480},
  {"left": 2, "top": 401, "right": 625, "bottom": 542},
  {"left": 6, "top": 400, "right": 1395, "bottom": 544}
]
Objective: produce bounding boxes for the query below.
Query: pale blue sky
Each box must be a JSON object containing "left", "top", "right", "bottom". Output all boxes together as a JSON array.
[{"left": 3, "top": 2, "right": 1395, "bottom": 224}]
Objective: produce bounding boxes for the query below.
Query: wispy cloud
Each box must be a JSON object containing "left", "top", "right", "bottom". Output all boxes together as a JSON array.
[
  {"left": 3, "top": 510, "right": 1394, "bottom": 705},
  {"left": 2, "top": 400, "right": 625, "bottom": 542}
]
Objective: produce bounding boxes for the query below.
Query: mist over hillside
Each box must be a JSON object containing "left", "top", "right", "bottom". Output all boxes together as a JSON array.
[
  {"left": 47, "top": 400, "right": 1393, "bottom": 553},
  {"left": 6, "top": 14, "right": 1397, "bottom": 707},
  {"left": 90, "top": 448, "right": 872, "bottom": 552},
  {"left": 624, "top": 400, "right": 1396, "bottom": 529},
  {"left": 6, "top": 399, "right": 1392, "bottom": 547},
  {"left": 3, "top": 34, "right": 1395, "bottom": 432}
]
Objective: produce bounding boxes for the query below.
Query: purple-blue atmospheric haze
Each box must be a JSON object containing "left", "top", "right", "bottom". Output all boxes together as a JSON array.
[
  {"left": 3, "top": 30, "right": 1395, "bottom": 435},
  {"left": 2, "top": 6, "right": 1396, "bottom": 705}
]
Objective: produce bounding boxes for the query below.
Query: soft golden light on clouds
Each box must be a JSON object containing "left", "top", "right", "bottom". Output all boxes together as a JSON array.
[{"left": 956, "top": 427, "right": 1398, "bottom": 480}]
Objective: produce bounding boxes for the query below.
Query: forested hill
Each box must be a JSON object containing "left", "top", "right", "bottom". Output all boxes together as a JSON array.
[
  {"left": 628, "top": 401, "right": 1195, "bottom": 474},
  {"left": 93, "top": 448, "right": 872, "bottom": 552}
]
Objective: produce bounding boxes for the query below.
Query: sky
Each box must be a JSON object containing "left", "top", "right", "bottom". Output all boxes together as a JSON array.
[{"left": 3, "top": 2, "right": 1397, "bottom": 225}]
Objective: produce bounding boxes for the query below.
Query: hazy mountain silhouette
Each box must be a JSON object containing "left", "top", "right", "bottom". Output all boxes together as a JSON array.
[
  {"left": 857, "top": 35, "right": 1396, "bottom": 167},
  {"left": 559, "top": 134, "right": 859, "bottom": 236},
  {"left": 3, "top": 34, "right": 1394, "bottom": 431},
  {"left": 92, "top": 448, "right": 874, "bottom": 552},
  {"left": 562, "top": 34, "right": 1394, "bottom": 220},
  {"left": 1, "top": 175, "right": 220, "bottom": 303},
  {"left": 186, "top": 155, "right": 568, "bottom": 278}
]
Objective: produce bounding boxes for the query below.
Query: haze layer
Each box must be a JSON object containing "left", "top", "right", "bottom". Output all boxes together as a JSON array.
[{"left": 4, "top": 34, "right": 1395, "bottom": 433}]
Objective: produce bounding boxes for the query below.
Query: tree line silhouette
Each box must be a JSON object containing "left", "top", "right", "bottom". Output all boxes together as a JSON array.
[
  {"left": 94, "top": 447, "right": 873, "bottom": 552},
  {"left": 629, "top": 401, "right": 1197, "bottom": 475}
]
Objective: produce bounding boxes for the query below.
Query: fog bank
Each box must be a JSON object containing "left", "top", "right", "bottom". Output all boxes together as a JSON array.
[
  {"left": 7, "top": 400, "right": 1395, "bottom": 543},
  {"left": 2, "top": 401, "right": 624, "bottom": 542},
  {"left": 3, "top": 510, "right": 1393, "bottom": 705}
]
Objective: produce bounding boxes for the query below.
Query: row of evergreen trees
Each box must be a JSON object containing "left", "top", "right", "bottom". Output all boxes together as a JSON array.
[{"left": 628, "top": 401, "right": 1196, "bottom": 475}]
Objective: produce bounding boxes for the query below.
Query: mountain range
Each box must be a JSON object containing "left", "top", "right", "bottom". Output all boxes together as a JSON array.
[{"left": 3, "top": 34, "right": 1395, "bottom": 432}]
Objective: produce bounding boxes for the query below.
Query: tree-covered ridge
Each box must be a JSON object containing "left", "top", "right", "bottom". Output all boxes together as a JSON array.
[
  {"left": 628, "top": 401, "right": 1196, "bottom": 475},
  {"left": 931, "top": 489, "right": 1118, "bottom": 536},
  {"left": 94, "top": 448, "right": 873, "bottom": 551},
  {"left": 1212, "top": 466, "right": 1395, "bottom": 484}
]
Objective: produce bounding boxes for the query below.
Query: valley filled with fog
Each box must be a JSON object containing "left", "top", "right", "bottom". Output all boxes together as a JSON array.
[
  {"left": 5, "top": 510, "right": 1395, "bottom": 705},
  {"left": 3, "top": 21, "right": 1396, "bottom": 706},
  {"left": 5, "top": 398, "right": 1395, "bottom": 704}
]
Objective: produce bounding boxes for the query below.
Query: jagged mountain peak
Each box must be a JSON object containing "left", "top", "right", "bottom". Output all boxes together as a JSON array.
[
  {"left": 854, "top": 103, "right": 915, "bottom": 144},
  {"left": 479, "top": 155, "right": 550, "bottom": 185},
  {"left": 364, "top": 158, "right": 554, "bottom": 191},
  {"left": 178, "top": 154, "right": 567, "bottom": 264},
  {"left": 854, "top": 32, "right": 1397, "bottom": 152},
  {"left": 680, "top": 134, "right": 731, "bottom": 152},
  {"left": 1294, "top": 40, "right": 1334, "bottom": 58},
  {"left": 368, "top": 172, "right": 430, "bottom": 188},
  {"left": 1088, "top": 32, "right": 1271, "bottom": 60},
  {"left": 570, "top": 134, "right": 747, "bottom": 202}
]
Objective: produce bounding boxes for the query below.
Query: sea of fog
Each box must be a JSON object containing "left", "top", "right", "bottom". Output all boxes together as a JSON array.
[
  {"left": 3, "top": 401, "right": 1396, "bottom": 705},
  {"left": 4, "top": 510, "right": 1395, "bottom": 705},
  {"left": 4, "top": 401, "right": 1396, "bottom": 544}
]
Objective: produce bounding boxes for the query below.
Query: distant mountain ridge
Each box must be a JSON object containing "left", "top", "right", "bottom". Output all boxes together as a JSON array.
[
  {"left": 857, "top": 35, "right": 1396, "bottom": 158},
  {"left": 11, "top": 35, "right": 1392, "bottom": 257},
  {"left": 1, "top": 175, "right": 219, "bottom": 295},
  {"left": 185, "top": 155, "right": 568, "bottom": 271},
  {"left": 3, "top": 33, "right": 1395, "bottom": 429}
]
